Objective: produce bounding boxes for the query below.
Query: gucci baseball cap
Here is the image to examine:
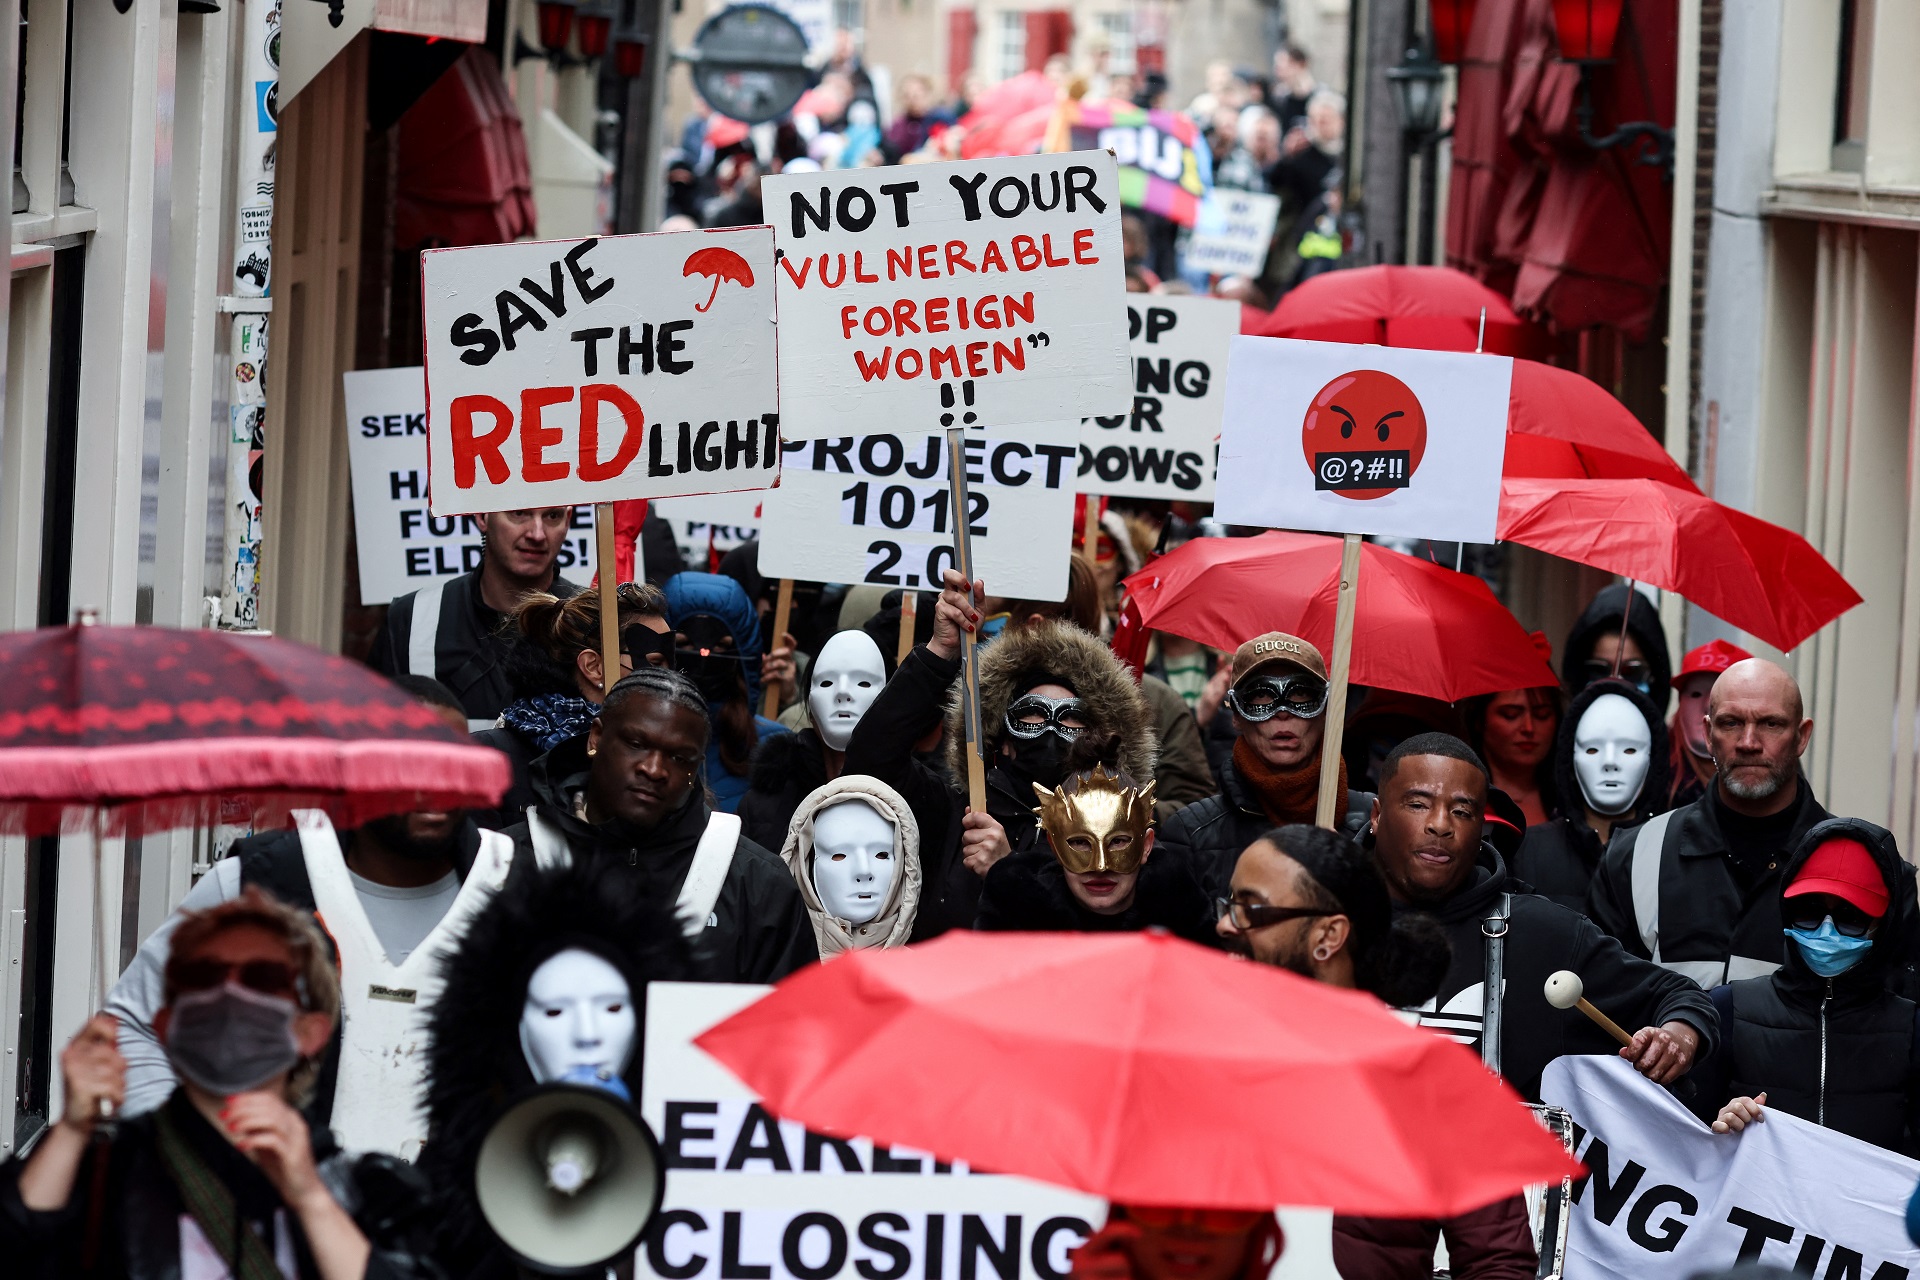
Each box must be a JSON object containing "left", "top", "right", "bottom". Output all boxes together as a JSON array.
[{"left": 1229, "top": 632, "right": 1327, "bottom": 685}]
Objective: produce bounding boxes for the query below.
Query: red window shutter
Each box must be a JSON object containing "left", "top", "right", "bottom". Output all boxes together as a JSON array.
[
  {"left": 947, "top": 8, "right": 977, "bottom": 93},
  {"left": 1025, "top": 10, "right": 1073, "bottom": 71}
]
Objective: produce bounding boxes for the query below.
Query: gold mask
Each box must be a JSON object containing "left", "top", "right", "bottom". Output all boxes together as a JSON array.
[{"left": 1032, "top": 765, "right": 1157, "bottom": 875}]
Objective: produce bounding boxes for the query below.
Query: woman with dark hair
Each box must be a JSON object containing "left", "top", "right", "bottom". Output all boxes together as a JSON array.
[
  {"left": 1460, "top": 685, "right": 1562, "bottom": 829},
  {"left": 472, "top": 581, "right": 672, "bottom": 829},
  {"left": 1215, "top": 825, "right": 1536, "bottom": 1279},
  {"left": 663, "top": 572, "right": 791, "bottom": 813}
]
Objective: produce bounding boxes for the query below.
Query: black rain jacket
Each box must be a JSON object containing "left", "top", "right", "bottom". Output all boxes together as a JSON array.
[
  {"left": 1155, "top": 757, "right": 1372, "bottom": 906},
  {"left": 368, "top": 568, "right": 582, "bottom": 723},
  {"left": 974, "top": 847, "right": 1217, "bottom": 943}
]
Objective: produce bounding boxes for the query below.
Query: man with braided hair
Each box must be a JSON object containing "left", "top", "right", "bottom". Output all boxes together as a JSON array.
[{"left": 497, "top": 666, "right": 818, "bottom": 982}]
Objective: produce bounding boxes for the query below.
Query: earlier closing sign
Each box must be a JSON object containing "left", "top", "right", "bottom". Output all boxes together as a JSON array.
[{"left": 422, "top": 227, "right": 778, "bottom": 515}]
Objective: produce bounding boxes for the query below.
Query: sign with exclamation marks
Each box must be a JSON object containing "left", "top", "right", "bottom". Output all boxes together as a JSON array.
[{"left": 939, "top": 381, "right": 978, "bottom": 427}]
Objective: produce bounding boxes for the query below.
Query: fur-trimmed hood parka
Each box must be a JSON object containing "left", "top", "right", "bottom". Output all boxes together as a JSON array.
[{"left": 418, "top": 855, "right": 696, "bottom": 1279}]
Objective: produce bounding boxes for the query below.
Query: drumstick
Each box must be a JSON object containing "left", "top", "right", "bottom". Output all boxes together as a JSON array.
[{"left": 1544, "top": 970, "right": 1634, "bottom": 1047}]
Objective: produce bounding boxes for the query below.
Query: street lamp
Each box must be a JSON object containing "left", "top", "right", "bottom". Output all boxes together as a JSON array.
[
  {"left": 1388, "top": 44, "right": 1448, "bottom": 266},
  {"left": 575, "top": 3, "right": 615, "bottom": 58},
  {"left": 536, "top": 0, "right": 578, "bottom": 53},
  {"left": 613, "top": 34, "right": 649, "bottom": 79},
  {"left": 1549, "top": 0, "right": 1672, "bottom": 173}
]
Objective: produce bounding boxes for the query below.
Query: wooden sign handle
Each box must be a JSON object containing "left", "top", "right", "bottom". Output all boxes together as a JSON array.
[
  {"left": 898, "top": 590, "right": 917, "bottom": 666},
  {"left": 596, "top": 503, "right": 620, "bottom": 696},
  {"left": 761, "top": 577, "right": 794, "bottom": 719},
  {"left": 1314, "top": 533, "right": 1362, "bottom": 829},
  {"left": 947, "top": 427, "right": 989, "bottom": 815}
]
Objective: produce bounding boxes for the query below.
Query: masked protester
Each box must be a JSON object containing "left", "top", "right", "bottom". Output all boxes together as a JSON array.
[
  {"left": 1668, "top": 639, "right": 1752, "bottom": 810},
  {"left": 1158, "top": 632, "right": 1372, "bottom": 906},
  {"left": 740, "top": 630, "right": 890, "bottom": 851},
  {"left": 1511, "top": 679, "right": 1670, "bottom": 912},
  {"left": 498, "top": 666, "right": 817, "bottom": 983},
  {"left": 1217, "top": 826, "right": 1535, "bottom": 1278},
  {"left": 1560, "top": 583, "right": 1673, "bottom": 711},
  {"left": 105, "top": 677, "right": 514, "bottom": 1161},
  {"left": 844, "top": 570, "right": 1157, "bottom": 933},
  {"left": 1370, "top": 733, "right": 1716, "bottom": 1103},
  {"left": 3, "top": 889, "right": 439, "bottom": 1279},
  {"left": 1689, "top": 820, "right": 1920, "bottom": 1154},
  {"left": 664, "top": 572, "right": 791, "bottom": 813},
  {"left": 976, "top": 766, "right": 1213, "bottom": 941},
  {"left": 1068, "top": 1207, "right": 1285, "bottom": 1280},
  {"left": 474, "top": 582, "right": 674, "bottom": 829},
  {"left": 780, "top": 777, "right": 924, "bottom": 954},
  {"left": 420, "top": 855, "right": 694, "bottom": 1276}
]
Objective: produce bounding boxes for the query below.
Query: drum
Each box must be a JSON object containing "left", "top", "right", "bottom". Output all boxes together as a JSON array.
[{"left": 1525, "top": 1103, "right": 1577, "bottom": 1280}]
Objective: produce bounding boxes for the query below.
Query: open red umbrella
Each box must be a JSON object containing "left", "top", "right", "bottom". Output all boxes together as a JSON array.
[
  {"left": 1121, "top": 531, "right": 1557, "bottom": 702},
  {"left": 1256, "top": 265, "right": 1534, "bottom": 355},
  {"left": 698, "top": 931, "right": 1579, "bottom": 1214},
  {"left": 1503, "top": 359, "right": 1695, "bottom": 487},
  {"left": 1498, "top": 478, "right": 1861, "bottom": 651},
  {"left": 0, "top": 621, "right": 509, "bottom": 837}
]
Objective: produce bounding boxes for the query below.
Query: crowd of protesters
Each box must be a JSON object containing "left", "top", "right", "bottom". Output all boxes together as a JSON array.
[{"left": 8, "top": 464, "right": 1914, "bottom": 1280}]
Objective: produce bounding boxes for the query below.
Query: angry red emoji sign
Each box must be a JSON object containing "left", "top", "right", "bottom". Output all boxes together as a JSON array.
[{"left": 1299, "top": 369, "right": 1429, "bottom": 501}]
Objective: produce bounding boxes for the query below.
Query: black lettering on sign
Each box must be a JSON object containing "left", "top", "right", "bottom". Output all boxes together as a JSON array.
[
  {"left": 960, "top": 1216, "right": 1020, "bottom": 1280},
  {"left": 724, "top": 1101, "right": 792, "bottom": 1171},
  {"left": 871, "top": 1143, "right": 924, "bottom": 1174},
  {"left": 857, "top": 1214, "right": 913, "bottom": 1280},
  {"left": 803, "top": 1129, "right": 864, "bottom": 1173},
  {"left": 1570, "top": 1135, "right": 1644, "bottom": 1226},
  {"left": 662, "top": 1100, "right": 719, "bottom": 1169},
  {"left": 723, "top": 1211, "right": 772, "bottom": 1280},
  {"left": 783, "top": 1212, "right": 849, "bottom": 1280},
  {"left": 1624, "top": 1185, "right": 1695, "bottom": 1253},
  {"left": 1314, "top": 450, "right": 1411, "bottom": 491},
  {"left": 646, "top": 1209, "right": 709, "bottom": 1280},
  {"left": 1725, "top": 1207, "right": 1796, "bottom": 1264}
]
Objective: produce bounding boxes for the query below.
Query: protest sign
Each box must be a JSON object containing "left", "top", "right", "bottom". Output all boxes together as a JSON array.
[
  {"left": 344, "top": 366, "right": 595, "bottom": 605},
  {"left": 650, "top": 491, "right": 764, "bottom": 573},
  {"left": 1214, "top": 338, "right": 1512, "bottom": 545},
  {"left": 421, "top": 227, "right": 779, "bottom": 516},
  {"left": 1077, "top": 296, "right": 1236, "bottom": 501},
  {"left": 1185, "top": 191, "right": 1283, "bottom": 278},
  {"left": 1065, "top": 104, "right": 1210, "bottom": 226},
  {"left": 757, "top": 425, "right": 1080, "bottom": 601},
  {"left": 762, "top": 153, "right": 1132, "bottom": 441},
  {"left": 1541, "top": 1055, "right": 1920, "bottom": 1278}
]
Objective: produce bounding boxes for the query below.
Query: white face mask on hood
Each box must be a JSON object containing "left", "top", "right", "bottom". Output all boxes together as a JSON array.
[
  {"left": 782, "top": 778, "right": 922, "bottom": 956},
  {"left": 808, "top": 631, "right": 888, "bottom": 752},
  {"left": 1573, "top": 693, "right": 1653, "bottom": 817}
]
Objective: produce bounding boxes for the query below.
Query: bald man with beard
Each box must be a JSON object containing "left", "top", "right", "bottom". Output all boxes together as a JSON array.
[{"left": 1589, "top": 659, "right": 1843, "bottom": 988}]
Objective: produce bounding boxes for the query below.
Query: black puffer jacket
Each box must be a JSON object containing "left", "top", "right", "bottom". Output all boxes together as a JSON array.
[
  {"left": 737, "top": 728, "right": 831, "bottom": 852},
  {"left": 1155, "top": 758, "right": 1372, "bottom": 906},
  {"left": 1688, "top": 818, "right": 1920, "bottom": 1153},
  {"left": 974, "top": 847, "right": 1216, "bottom": 943},
  {"left": 1560, "top": 583, "right": 1673, "bottom": 713},
  {"left": 1513, "top": 679, "right": 1671, "bottom": 912}
]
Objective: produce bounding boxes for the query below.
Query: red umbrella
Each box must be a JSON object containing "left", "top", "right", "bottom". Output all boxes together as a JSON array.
[
  {"left": 1257, "top": 265, "right": 1534, "bottom": 355},
  {"left": 1503, "top": 359, "right": 1696, "bottom": 488},
  {"left": 962, "top": 70, "right": 1059, "bottom": 123},
  {"left": 0, "top": 622, "right": 509, "bottom": 837},
  {"left": 682, "top": 246, "right": 754, "bottom": 312},
  {"left": 1121, "top": 531, "right": 1557, "bottom": 702},
  {"left": 697, "top": 931, "right": 1579, "bottom": 1214},
  {"left": 1498, "top": 478, "right": 1861, "bottom": 651}
]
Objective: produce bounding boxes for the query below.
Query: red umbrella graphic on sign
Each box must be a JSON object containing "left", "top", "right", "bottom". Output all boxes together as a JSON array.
[{"left": 683, "top": 246, "right": 754, "bottom": 312}]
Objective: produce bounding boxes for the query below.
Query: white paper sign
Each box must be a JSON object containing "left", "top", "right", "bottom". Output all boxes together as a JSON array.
[
  {"left": 1076, "top": 296, "right": 1236, "bottom": 500},
  {"left": 1214, "top": 338, "right": 1512, "bottom": 544},
  {"left": 756, "top": 427, "right": 1079, "bottom": 601},
  {"left": 422, "top": 227, "right": 779, "bottom": 516},
  {"left": 1185, "top": 191, "right": 1283, "bottom": 278},
  {"left": 763, "top": 153, "right": 1132, "bottom": 441},
  {"left": 650, "top": 492, "right": 764, "bottom": 573},
  {"left": 1540, "top": 1055, "right": 1920, "bottom": 1278},
  {"left": 343, "top": 367, "right": 597, "bottom": 605}
]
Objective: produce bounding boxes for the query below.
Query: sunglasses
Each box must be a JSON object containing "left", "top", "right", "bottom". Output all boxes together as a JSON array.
[
  {"left": 1215, "top": 898, "right": 1332, "bottom": 931},
  {"left": 1124, "top": 1206, "right": 1271, "bottom": 1233},
  {"left": 1005, "top": 693, "right": 1088, "bottom": 741},
  {"left": 1582, "top": 658, "right": 1652, "bottom": 690},
  {"left": 1226, "top": 674, "right": 1330, "bottom": 722},
  {"left": 169, "top": 957, "right": 303, "bottom": 1002},
  {"left": 1784, "top": 903, "right": 1877, "bottom": 938}
]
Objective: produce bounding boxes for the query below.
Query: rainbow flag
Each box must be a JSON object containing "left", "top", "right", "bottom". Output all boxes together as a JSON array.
[{"left": 1066, "top": 104, "right": 1213, "bottom": 226}]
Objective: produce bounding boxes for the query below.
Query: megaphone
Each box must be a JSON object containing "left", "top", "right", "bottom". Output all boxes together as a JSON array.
[{"left": 474, "top": 1082, "right": 666, "bottom": 1275}]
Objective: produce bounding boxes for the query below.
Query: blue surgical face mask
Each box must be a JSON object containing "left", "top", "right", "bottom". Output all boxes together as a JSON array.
[{"left": 1785, "top": 917, "right": 1876, "bottom": 978}]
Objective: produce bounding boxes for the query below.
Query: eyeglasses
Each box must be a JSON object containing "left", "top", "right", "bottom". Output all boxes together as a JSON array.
[
  {"left": 1005, "top": 693, "right": 1088, "bottom": 741},
  {"left": 1214, "top": 897, "right": 1332, "bottom": 931},
  {"left": 1784, "top": 903, "right": 1877, "bottom": 938},
  {"left": 1582, "top": 659, "right": 1652, "bottom": 692},
  {"left": 169, "top": 957, "right": 304, "bottom": 1002},
  {"left": 1124, "top": 1206, "right": 1271, "bottom": 1233},
  {"left": 1226, "top": 674, "right": 1330, "bottom": 722}
]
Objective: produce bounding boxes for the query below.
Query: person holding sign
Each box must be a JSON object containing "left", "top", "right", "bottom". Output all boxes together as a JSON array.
[{"left": 369, "top": 506, "right": 582, "bottom": 725}]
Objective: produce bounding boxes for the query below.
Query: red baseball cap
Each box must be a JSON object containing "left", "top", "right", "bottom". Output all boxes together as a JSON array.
[
  {"left": 1677, "top": 638, "right": 1752, "bottom": 680},
  {"left": 1785, "top": 838, "right": 1889, "bottom": 917}
]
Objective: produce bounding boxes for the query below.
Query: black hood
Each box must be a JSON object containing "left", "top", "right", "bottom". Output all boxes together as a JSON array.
[
  {"left": 1775, "top": 817, "right": 1915, "bottom": 993},
  {"left": 1551, "top": 678, "right": 1672, "bottom": 830},
  {"left": 1561, "top": 583, "right": 1673, "bottom": 710},
  {"left": 1371, "top": 834, "right": 1511, "bottom": 926}
]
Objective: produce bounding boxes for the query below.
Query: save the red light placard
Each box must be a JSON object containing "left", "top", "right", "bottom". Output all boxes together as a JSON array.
[{"left": 421, "top": 227, "right": 778, "bottom": 516}]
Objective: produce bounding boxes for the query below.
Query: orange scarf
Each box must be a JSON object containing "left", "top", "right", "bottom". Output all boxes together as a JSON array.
[{"left": 1233, "top": 736, "right": 1348, "bottom": 828}]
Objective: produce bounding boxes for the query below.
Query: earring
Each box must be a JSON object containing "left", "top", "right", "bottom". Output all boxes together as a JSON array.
[
  {"left": 587, "top": 746, "right": 597, "bottom": 757},
  {"left": 1313, "top": 946, "right": 1331, "bottom": 962}
]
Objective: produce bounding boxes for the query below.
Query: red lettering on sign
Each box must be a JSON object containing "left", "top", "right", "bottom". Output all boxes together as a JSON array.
[
  {"left": 520, "top": 386, "right": 573, "bottom": 483},
  {"left": 450, "top": 395, "right": 513, "bottom": 489},
  {"left": 579, "top": 384, "right": 644, "bottom": 482}
]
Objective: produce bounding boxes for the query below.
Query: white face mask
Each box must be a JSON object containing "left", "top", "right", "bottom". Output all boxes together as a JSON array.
[
  {"left": 811, "top": 799, "right": 898, "bottom": 925},
  {"left": 518, "top": 948, "right": 637, "bottom": 1087},
  {"left": 1573, "top": 694, "right": 1653, "bottom": 817},
  {"left": 808, "top": 631, "right": 888, "bottom": 752}
]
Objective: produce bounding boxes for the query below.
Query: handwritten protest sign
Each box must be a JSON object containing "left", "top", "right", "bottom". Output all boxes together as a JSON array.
[
  {"left": 1215, "top": 337, "right": 1512, "bottom": 544},
  {"left": 1185, "top": 191, "right": 1282, "bottom": 278},
  {"left": 421, "top": 227, "right": 778, "bottom": 516},
  {"left": 1076, "top": 296, "right": 1236, "bottom": 500},
  {"left": 757, "top": 425, "right": 1080, "bottom": 601},
  {"left": 343, "top": 367, "right": 595, "bottom": 604},
  {"left": 762, "top": 153, "right": 1132, "bottom": 441}
]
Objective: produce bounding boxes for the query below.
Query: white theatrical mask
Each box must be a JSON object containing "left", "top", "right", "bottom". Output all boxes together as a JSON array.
[
  {"left": 811, "top": 799, "right": 898, "bottom": 926},
  {"left": 1573, "top": 693, "right": 1653, "bottom": 817},
  {"left": 808, "top": 630, "right": 888, "bottom": 752},
  {"left": 518, "top": 948, "right": 637, "bottom": 1086}
]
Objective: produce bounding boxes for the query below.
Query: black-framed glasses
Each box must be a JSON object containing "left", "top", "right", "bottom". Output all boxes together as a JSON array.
[
  {"left": 1784, "top": 902, "right": 1877, "bottom": 938},
  {"left": 1214, "top": 897, "right": 1332, "bottom": 931}
]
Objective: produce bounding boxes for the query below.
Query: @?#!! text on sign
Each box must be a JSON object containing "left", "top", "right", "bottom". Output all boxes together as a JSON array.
[
  {"left": 421, "top": 227, "right": 778, "bottom": 517},
  {"left": 762, "top": 152, "right": 1133, "bottom": 441}
]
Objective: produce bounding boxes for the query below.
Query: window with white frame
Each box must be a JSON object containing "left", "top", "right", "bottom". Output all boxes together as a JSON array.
[
  {"left": 1097, "top": 12, "right": 1136, "bottom": 75},
  {"left": 999, "top": 11, "right": 1027, "bottom": 82}
]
